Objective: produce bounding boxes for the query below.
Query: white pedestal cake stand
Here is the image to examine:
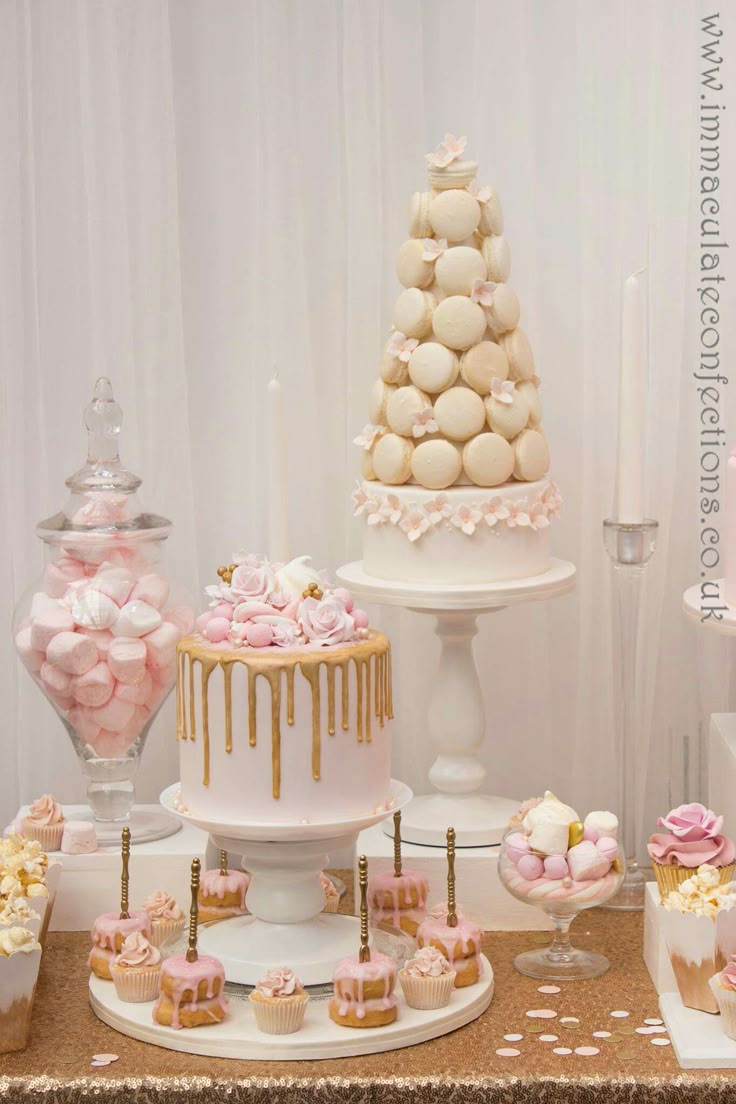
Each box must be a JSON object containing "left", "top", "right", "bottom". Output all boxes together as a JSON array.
[
  {"left": 337, "top": 559, "right": 576, "bottom": 848},
  {"left": 683, "top": 579, "right": 736, "bottom": 636},
  {"left": 159, "top": 781, "right": 412, "bottom": 986}
]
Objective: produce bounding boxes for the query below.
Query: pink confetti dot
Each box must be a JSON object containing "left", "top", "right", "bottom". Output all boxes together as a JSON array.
[
  {"left": 553, "top": 1047, "right": 572, "bottom": 1055},
  {"left": 609, "top": 1010, "right": 630, "bottom": 1019},
  {"left": 644, "top": 1017, "right": 664, "bottom": 1026},
  {"left": 636, "top": 1026, "right": 667, "bottom": 1035},
  {"left": 92, "top": 1054, "right": 119, "bottom": 1063},
  {"left": 651, "top": 1037, "right": 671, "bottom": 1047},
  {"left": 503, "top": 1033, "right": 524, "bottom": 1042},
  {"left": 537, "top": 984, "right": 561, "bottom": 994},
  {"left": 560, "top": 1016, "right": 579, "bottom": 1024},
  {"left": 592, "top": 1031, "right": 612, "bottom": 1038},
  {"left": 526, "top": 1008, "right": 558, "bottom": 1019},
  {"left": 575, "top": 1046, "right": 600, "bottom": 1056},
  {"left": 539, "top": 1034, "right": 558, "bottom": 1042},
  {"left": 496, "top": 1048, "right": 521, "bottom": 1058}
]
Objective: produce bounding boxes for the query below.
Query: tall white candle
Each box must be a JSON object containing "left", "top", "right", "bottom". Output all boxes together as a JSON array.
[
  {"left": 616, "top": 270, "right": 647, "bottom": 523},
  {"left": 268, "top": 372, "right": 289, "bottom": 563},
  {"left": 724, "top": 449, "right": 736, "bottom": 606}
]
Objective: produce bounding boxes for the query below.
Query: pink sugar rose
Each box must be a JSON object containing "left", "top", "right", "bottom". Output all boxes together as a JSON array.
[
  {"left": 658, "top": 803, "right": 723, "bottom": 842},
  {"left": 229, "top": 562, "right": 275, "bottom": 604},
  {"left": 298, "top": 595, "right": 355, "bottom": 647}
]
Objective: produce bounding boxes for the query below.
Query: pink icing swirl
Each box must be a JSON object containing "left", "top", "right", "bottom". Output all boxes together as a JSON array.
[
  {"left": 116, "top": 931, "right": 161, "bottom": 968},
  {"left": 144, "top": 890, "right": 183, "bottom": 921},
  {"left": 648, "top": 830, "right": 735, "bottom": 869},
  {"left": 27, "top": 794, "right": 63, "bottom": 827},
  {"left": 255, "top": 966, "right": 301, "bottom": 998},
  {"left": 720, "top": 955, "right": 736, "bottom": 992},
  {"left": 404, "top": 945, "right": 451, "bottom": 978},
  {"left": 298, "top": 595, "right": 355, "bottom": 647},
  {"left": 659, "top": 803, "right": 724, "bottom": 841}
]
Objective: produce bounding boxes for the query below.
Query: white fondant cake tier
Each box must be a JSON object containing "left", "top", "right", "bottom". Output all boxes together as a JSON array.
[
  {"left": 177, "top": 632, "right": 393, "bottom": 824},
  {"left": 357, "top": 479, "right": 556, "bottom": 584}
]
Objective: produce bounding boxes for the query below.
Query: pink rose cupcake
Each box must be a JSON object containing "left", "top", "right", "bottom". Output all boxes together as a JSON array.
[
  {"left": 399, "top": 946, "right": 456, "bottom": 1009},
  {"left": 249, "top": 967, "right": 309, "bottom": 1034},
  {"left": 110, "top": 931, "right": 162, "bottom": 1003},
  {"left": 143, "top": 890, "right": 185, "bottom": 948},
  {"left": 648, "top": 803, "right": 735, "bottom": 900},
  {"left": 710, "top": 955, "right": 736, "bottom": 1038},
  {"left": 22, "top": 795, "right": 65, "bottom": 852}
]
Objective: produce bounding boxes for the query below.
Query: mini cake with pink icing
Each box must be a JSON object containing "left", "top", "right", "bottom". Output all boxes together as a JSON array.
[
  {"left": 399, "top": 945, "right": 456, "bottom": 1009},
  {"left": 710, "top": 954, "right": 736, "bottom": 1038},
  {"left": 329, "top": 951, "right": 399, "bottom": 1028},
  {"left": 368, "top": 870, "right": 429, "bottom": 937},
  {"left": 320, "top": 872, "right": 340, "bottom": 914},
  {"left": 89, "top": 909, "right": 152, "bottom": 980},
  {"left": 248, "top": 966, "right": 309, "bottom": 1034},
  {"left": 648, "top": 803, "right": 735, "bottom": 901},
  {"left": 22, "top": 795, "right": 65, "bottom": 852},
  {"left": 177, "top": 554, "right": 393, "bottom": 824},
  {"left": 143, "top": 890, "right": 186, "bottom": 947},
  {"left": 152, "top": 952, "right": 228, "bottom": 1029},
  {"left": 499, "top": 791, "right": 622, "bottom": 910},
  {"left": 197, "top": 864, "right": 250, "bottom": 924},
  {"left": 415, "top": 908, "right": 482, "bottom": 988},
  {"left": 110, "top": 931, "right": 162, "bottom": 1002}
]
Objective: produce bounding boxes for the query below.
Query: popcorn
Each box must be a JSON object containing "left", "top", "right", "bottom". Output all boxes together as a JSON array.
[{"left": 663, "top": 863, "right": 736, "bottom": 919}]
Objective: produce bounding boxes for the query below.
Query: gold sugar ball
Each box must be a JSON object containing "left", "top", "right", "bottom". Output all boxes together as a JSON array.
[{"left": 217, "top": 566, "right": 227, "bottom": 578}]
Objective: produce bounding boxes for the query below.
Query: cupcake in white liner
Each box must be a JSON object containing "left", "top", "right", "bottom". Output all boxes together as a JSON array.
[
  {"left": 661, "top": 863, "right": 736, "bottom": 1013},
  {"left": 143, "top": 890, "right": 186, "bottom": 949},
  {"left": 21, "top": 794, "right": 65, "bottom": 853},
  {"left": 399, "top": 945, "right": 456, "bottom": 1009},
  {"left": 249, "top": 967, "right": 309, "bottom": 1034},
  {"left": 321, "top": 872, "right": 340, "bottom": 914},
  {"left": 0, "top": 927, "right": 42, "bottom": 1053},
  {"left": 110, "top": 931, "right": 162, "bottom": 1003},
  {"left": 710, "top": 956, "right": 736, "bottom": 1038}
]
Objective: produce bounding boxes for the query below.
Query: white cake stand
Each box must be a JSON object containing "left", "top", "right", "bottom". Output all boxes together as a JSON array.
[
  {"left": 336, "top": 559, "right": 576, "bottom": 848},
  {"left": 160, "top": 780, "right": 412, "bottom": 985},
  {"left": 89, "top": 955, "right": 494, "bottom": 1061}
]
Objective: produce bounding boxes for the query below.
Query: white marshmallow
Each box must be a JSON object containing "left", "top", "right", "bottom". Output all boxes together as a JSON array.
[
  {"left": 93, "top": 566, "right": 134, "bottom": 606},
  {"left": 567, "top": 840, "right": 612, "bottom": 882},
  {"left": 523, "top": 791, "right": 579, "bottom": 833},
  {"left": 111, "top": 600, "right": 163, "bottom": 638},
  {"left": 71, "top": 589, "right": 120, "bottom": 631},
  {"left": 528, "top": 819, "right": 571, "bottom": 857},
  {"left": 584, "top": 811, "right": 619, "bottom": 841}
]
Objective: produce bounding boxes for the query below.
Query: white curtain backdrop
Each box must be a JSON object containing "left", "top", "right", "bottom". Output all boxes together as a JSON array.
[{"left": 2, "top": 0, "right": 734, "bottom": 859}]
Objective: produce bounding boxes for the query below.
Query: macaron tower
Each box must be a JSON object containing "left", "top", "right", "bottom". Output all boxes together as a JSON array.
[
  {"left": 353, "top": 134, "right": 561, "bottom": 585},
  {"left": 500, "top": 792, "right": 623, "bottom": 909}
]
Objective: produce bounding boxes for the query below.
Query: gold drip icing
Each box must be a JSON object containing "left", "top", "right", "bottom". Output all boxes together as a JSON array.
[{"left": 175, "top": 631, "right": 392, "bottom": 798}]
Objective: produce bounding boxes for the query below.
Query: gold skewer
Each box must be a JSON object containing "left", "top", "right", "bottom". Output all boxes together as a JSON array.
[
  {"left": 219, "top": 849, "right": 228, "bottom": 876},
  {"left": 119, "top": 827, "right": 131, "bottom": 920},
  {"left": 358, "top": 854, "right": 370, "bottom": 963},
  {"left": 393, "top": 810, "right": 402, "bottom": 878},
  {"left": 187, "top": 857, "right": 201, "bottom": 963},
  {"left": 447, "top": 827, "right": 458, "bottom": 928}
]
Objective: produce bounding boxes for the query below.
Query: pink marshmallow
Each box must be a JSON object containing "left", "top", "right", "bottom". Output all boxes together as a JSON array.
[
  {"left": 352, "top": 608, "right": 369, "bottom": 629},
  {"left": 40, "top": 662, "right": 72, "bottom": 696},
  {"left": 47, "top": 688, "right": 74, "bottom": 712},
  {"left": 164, "top": 605, "right": 195, "bottom": 635},
  {"left": 43, "top": 557, "right": 85, "bottom": 599},
  {"left": 115, "top": 672, "right": 154, "bottom": 706},
  {"left": 195, "top": 610, "right": 214, "bottom": 633},
  {"left": 517, "top": 853, "right": 544, "bottom": 880},
  {"left": 135, "top": 705, "right": 151, "bottom": 730},
  {"left": 543, "top": 855, "right": 569, "bottom": 880},
  {"left": 333, "top": 587, "right": 354, "bottom": 613},
  {"left": 150, "top": 661, "right": 176, "bottom": 692},
  {"left": 15, "top": 627, "right": 45, "bottom": 674},
  {"left": 129, "top": 573, "right": 169, "bottom": 610},
  {"left": 46, "top": 631, "right": 98, "bottom": 676},
  {"left": 504, "top": 831, "right": 531, "bottom": 864},
  {"left": 93, "top": 567, "right": 134, "bottom": 606},
  {"left": 30, "top": 607, "right": 75, "bottom": 652},
  {"left": 595, "top": 836, "right": 619, "bottom": 863},
  {"left": 233, "top": 602, "right": 280, "bottom": 623},
  {"left": 91, "top": 696, "right": 135, "bottom": 733},
  {"left": 211, "top": 602, "right": 235, "bottom": 621},
  {"left": 144, "top": 622, "right": 181, "bottom": 668},
  {"left": 583, "top": 825, "right": 599, "bottom": 843},
  {"left": 108, "top": 637, "right": 148, "bottom": 685},
  {"left": 112, "top": 600, "right": 162, "bottom": 638},
  {"left": 246, "top": 623, "right": 274, "bottom": 648},
  {"left": 68, "top": 705, "right": 102, "bottom": 744},
  {"left": 282, "top": 600, "right": 300, "bottom": 620},
  {"left": 203, "top": 617, "right": 231, "bottom": 644},
  {"left": 77, "top": 628, "right": 113, "bottom": 659},
  {"left": 71, "top": 662, "right": 115, "bottom": 708},
  {"left": 89, "top": 728, "right": 135, "bottom": 759},
  {"left": 567, "top": 840, "right": 611, "bottom": 882}
]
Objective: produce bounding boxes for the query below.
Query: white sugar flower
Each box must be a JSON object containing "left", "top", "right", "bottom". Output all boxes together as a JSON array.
[
  {"left": 480, "top": 496, "right": 510, "bottom": 527},
  {"left": 386, "top": 331, "right": 419, "bottom": 363},
  {"left": 425, "top": 133, "right": 467, "bottom": 169},
  {"left": 425, "top": 494, "right": 453, "bottom": 526},
  {"left": 410, "top": 407, "right": 438, "bottom": 438},
  {"left": 467, "top": 179, "right": 492, "bottom": 205},
  {"left": 353, "top": 423, "right": 385, "bottom": 450},
  {"left": 470, "top": 279, "right": 497, "bottom": 308},
  {"left": 451, "top": 504, "right": 482, "bottom": 536},
  {"left": 400, "top": 509, "right": 430, "bottom": 542},
  {"left": 490, "top": 378, "right": 516, "bottom": 405},
  {"left": 422, "top": 238, "right": 448, "bottom": 262}
]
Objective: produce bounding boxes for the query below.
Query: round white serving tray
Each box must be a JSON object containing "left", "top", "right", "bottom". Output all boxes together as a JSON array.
[
  {"left": 683, "top": 579, "right": 736, "bottom": 637},
  {"left": 89, "top": 955, "right": 494, "bottom": 1061}
]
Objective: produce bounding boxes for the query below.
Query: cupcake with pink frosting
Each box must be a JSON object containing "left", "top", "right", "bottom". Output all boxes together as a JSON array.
[
  {"left": 320, "top": 872, "right": 340, "bottom": 914},
  {"left": 143, "top": 890, "right": 185, "bottom": 948},
  {"left": 22, "top": 795, "right": 65, "bottom": 852},
  {"left": 248, "top": 966, "right": 309, "bottom": 1034},
  {"left": 110, "top": 931, "right": 162, "bottom": 1002},
  {"left": 399, "top": 945, "right": 456, "bottom": 1009},
  {"left": 710, "top": 955, "right": 736, "bottom": 1038},
  {"left": 648, "top": 803, "right": 735, "bottom": 900}
]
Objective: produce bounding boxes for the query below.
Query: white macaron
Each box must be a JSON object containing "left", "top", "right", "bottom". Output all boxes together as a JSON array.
[
  {"left": 361, "top": 450, "right": 376, "bottom": 480},
  {"left": 499, "top": 328, "right": 535, "bottom": 381},
  {"left": 408, "top": 342, "right": 459, "bottom": 393},
  {"left": 409, "top": 192, "right": 432, "bottom": 238},
  {"left": 515, "top": 380, "right": 542, "bottom": 425},
  {"left": 485, "top": 388, "right": 529, "bottom": 440},
  {"left": 386, "top": 385, "right": 432, "bottom": 437},
  {"left": 368, "top": 379, "right": 395, "bottom": 424},
  {"left": 393, "top": 288, "right": 435, "bottom": 339},
  {"left": 477, "top": 187, "right": 504, "bottom": 236},
  {"left": 433, "top": 386, "right": 486, "bottom": 441},
  {"left": 485, "top": 284, "right": 521, "bottom": 336},
  {"left": 396, "top": 239, "right": 436, "bottom": 289},
  {"left": 459, "top": 340, "right": 509, "bottom": 394},
  {"left": 435, "top": 246, "right": 487, "bottom": 297},
  {"left": 380, "top": 348, "right": 411, "bottom": 386},
  {"left": 462, "top": 432, "right": 515, "bottom": 487},
  {"left": 427, "top": 160, "right": 478, "bottom": 191},
  {"left": 481, "top": 235, "right": 511, "bottom": 282},
  {"left": 373, "top": 433, "right": 414, "bottom": 485},
  {"left": 411, "top": 439, "right": 462, "bottom": 490},
  {"left": 513, "top": 428, "right": 550, "bottom": 481},
  {"left": 432, "top": 296, "right": 487, "bottom": 351},
  {"left": 429, "top": 189, "right": 481, "bottom": 242}
]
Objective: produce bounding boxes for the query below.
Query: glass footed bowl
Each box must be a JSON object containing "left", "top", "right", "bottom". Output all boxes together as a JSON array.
[{"left": 498, "top": 829, "right": 625, "bottom": 980}]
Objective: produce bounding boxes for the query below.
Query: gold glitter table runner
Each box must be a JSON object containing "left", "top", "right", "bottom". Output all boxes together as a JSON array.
[{"left": 2, "top": 878, "right": 736, "bottom": 1103}]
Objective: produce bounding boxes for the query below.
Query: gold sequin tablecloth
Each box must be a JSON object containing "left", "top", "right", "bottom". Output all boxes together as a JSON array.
[{"left": 3, "top": 902, "right": 736, "bottom": 1103}]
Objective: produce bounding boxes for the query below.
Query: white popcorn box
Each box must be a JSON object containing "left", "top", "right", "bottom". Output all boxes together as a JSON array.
[
  {"left": 661, "top": 906, "right": 736, "bottom": 1013},
  {"left": 0, "top": 914, "right": 42, "bottom": 941},
  {"left": 0, "top": 947, "right": 42, "bottom": 1053},
  {"left": 39, "top": 860, "right": 62, "bottom": 946}
]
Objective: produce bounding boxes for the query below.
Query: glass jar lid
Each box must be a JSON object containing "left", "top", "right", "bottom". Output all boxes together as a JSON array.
[{"left": 36, "top": 377, "right": 172, "bottom": 543}]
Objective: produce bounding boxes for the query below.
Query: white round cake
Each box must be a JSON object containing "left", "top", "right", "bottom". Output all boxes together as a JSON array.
[{"left": 176, "top": 555, "right": 393, "bottom": 824}]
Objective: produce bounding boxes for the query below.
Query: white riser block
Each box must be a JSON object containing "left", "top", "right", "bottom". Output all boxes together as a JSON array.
[{"left": 644, "top": 880, "right": 677, "bottom": 994}]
